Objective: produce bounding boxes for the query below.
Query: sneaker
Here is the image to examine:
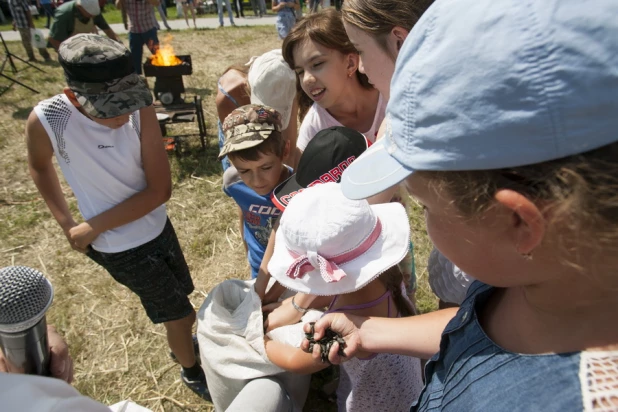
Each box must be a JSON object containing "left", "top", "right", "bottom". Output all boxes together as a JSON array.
[
  {"left": 170, "top": 334, "right": 200, "bottom": 363},
  {"left": 181, "top": 369, "right": 212, "bottom": 402}
]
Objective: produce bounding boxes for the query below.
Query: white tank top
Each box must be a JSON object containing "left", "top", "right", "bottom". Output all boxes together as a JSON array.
[{"left": 33, "top": 94, "right": 167, "bottom": 253}]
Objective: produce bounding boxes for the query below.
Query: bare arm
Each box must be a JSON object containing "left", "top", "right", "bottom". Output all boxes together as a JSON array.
[
  {"left": 49, "top": 37, "right": 61, "bottom": 50},
  {"left": 103, "top": 28, "right": 119, "bottom": 41},
  {"left": 69, "top": 106, "right": 171, "bottom": 249},
  {"left": 271, "top": 0, "right": 284, "bottom": 12},
  {"left": 147, "top": 0, "right": 160, "bottom": 6},
  {"left": 238, "top": 206, "right": 247, "bottom": 253},
  {"left": 26, "top": 111, "right": 82, "bottom": 251},
  {"left": 302, "top": 308, "right": 458, "bottom": 362},
  {"left": 282, "top": 99, "right": 299, "bottom": 168},
  {"left": 264, "top": 338, "right": 329, "bottom": 375},
  {"left": 255, "top": 223, "right": 277, "bottom": 301}
]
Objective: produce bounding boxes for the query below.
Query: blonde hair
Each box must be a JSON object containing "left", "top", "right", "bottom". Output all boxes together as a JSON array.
[
  {"left": 341, "top": 0, "right": 433, "bottom": 59},
  {"left": 420, "top": 141, "right": 618, "bottom": 254},
  {"left": 282, "top": 9, "right": 373, "bottom": 121}
]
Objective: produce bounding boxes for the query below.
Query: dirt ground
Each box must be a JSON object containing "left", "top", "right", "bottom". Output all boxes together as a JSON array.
[{"left": 0, "top": 26, "right": 436, "bottom": 411}]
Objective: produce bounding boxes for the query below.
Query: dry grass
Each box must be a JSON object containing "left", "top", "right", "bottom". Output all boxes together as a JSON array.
[{"left": 0, "top": 26, "right": 437, "bottom": 411}]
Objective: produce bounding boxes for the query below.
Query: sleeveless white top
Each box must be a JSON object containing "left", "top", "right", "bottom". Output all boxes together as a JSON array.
[{"left": 33, "top": 94, "right": 166, "bottom": 253}]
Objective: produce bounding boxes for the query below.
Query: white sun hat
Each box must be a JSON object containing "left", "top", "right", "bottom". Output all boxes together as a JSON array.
[
  {"left": 77, "top": 0, "right": 101, "bottom": 16},
  {"left": 248, "top": 49, "right": 296, "bottom": 130},
  {"left": 268, "top": 182, "right": 410, "bottom": 296}
]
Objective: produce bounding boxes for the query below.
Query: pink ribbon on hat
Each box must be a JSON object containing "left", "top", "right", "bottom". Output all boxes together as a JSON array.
[{"left": 286, "top": 219, "right": 383, "bottom": 283}]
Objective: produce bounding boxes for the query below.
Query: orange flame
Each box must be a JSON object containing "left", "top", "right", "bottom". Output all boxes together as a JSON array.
[{"left": 151, "top": 35, "right": 181, "bottom": 67}]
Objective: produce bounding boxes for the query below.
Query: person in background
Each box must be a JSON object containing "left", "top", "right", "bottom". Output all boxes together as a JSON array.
[
  {"left": 48, "top": 0, "right": 118, "bottom": 51},
  {"left": 25, "top": 34, "right": 208, "bottom": 401},
  {"left": 36, "top": 0, "right": 56, "bottom": 29},
  {"left": 306, "top": 0, "right": 618, "bottom": 410},
  {"left": 116, "top": 0, "right": 160, "bottom": 76},
  {"left": 216, "top": 0, "right": 235, "bottom": 27},
  {"left": 232, "top": 0, "right": 244, "bottom": 19},
  {"left": 8, "top": 0, "right": 51, "bottom": 62},
  {"left": 180, "top": 0, "right": 197, "bottom": 28},
  {"left": 249, "top": 0, "right": 263, "bottom": 17},
  {"left": 156, "top": 0, "right": 172, "bottom": 31},
  {"left": 272, "top": 0, "right": 298, "bottom": 40}
]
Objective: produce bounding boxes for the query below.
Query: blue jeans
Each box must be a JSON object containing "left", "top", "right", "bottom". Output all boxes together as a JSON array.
[
  {"left": 129, "top": 28, "right": 159, "bottom": 75},
  {"left": 217, "top": 0, "right": 235, "bottom": 25}
]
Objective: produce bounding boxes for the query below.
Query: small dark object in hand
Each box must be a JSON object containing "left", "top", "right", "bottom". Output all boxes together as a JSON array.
[{"left": 305, "top": 322, "right": 346, "bottom": 363}]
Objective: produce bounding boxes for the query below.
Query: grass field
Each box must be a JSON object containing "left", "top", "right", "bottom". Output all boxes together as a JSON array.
[{"left": 0, "top": 26, "right": 437, "bottom": 411}]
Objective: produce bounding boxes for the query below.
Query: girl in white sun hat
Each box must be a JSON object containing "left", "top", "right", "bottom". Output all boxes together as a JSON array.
[{"left": 264, "top": 182, "right": 423, "bottom": 412}]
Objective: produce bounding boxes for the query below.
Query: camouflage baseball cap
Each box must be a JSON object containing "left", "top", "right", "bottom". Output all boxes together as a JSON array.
[
  {"left": 218, "top": 104, "right": 282, "bottom": 159},
  {"left": 58, "top": 34, "right": 152, "bottom": 119}
]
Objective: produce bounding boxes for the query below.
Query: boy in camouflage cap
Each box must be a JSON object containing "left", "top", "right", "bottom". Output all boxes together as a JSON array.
[
  {"left": 219, "top": 104, "right": 291, "bottom": 279},
  {"left": 25, "top": 34, "right": 210, "bottom": 401}
]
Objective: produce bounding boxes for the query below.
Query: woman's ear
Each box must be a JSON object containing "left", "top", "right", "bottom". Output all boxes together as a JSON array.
[
  {"left": 346, "top": 52, "right": 359, "bottom": 76},
  {"left": 63, "top": 87, "right": 81, "bottom": 108},
  {"left": 390, "top": 26, "right": 410, "bottom": 53},
  {"left": 494, "top": 189, "right": 546, "bottom": 255}
]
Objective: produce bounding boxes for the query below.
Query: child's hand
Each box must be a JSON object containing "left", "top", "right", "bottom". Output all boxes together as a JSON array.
[
  {"left": 301, "top": 313, "right": 365, "bottom": 364},
  {"left": 263, "top": 297, "right": 303, "bottom": 333},
  {"left": 68, "top": 222, "right": 99, "bottom": 252}
]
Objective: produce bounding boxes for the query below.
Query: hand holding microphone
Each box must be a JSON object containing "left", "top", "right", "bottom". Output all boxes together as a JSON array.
[
  {"left": 0, "top": 266, "right": 72, "bottom": 381},
  {"left": 0, "top": 324, "right": 73, "bottom": 383}
]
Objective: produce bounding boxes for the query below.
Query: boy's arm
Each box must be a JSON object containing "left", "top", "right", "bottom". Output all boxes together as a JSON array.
[
  {"left": 26, "top": 111, "right": 82, "bottom": 252},
  {"left": 264, "top": 337, "right": 329, "bottom": 375},
  {"left": 263, "top": 293, "right": 326, "bottom": 333},
  {"left": 69, "top": 106, "right": 171, "bottom": 249},
  {"left": 254, "top": 225, "right": 276, "bottom": 301},
  {"left": 238, "top": 206, "right": 247, "bottom": 253},
  {"left": 115, "top": 0, "right": 128, "bottom": 30}
]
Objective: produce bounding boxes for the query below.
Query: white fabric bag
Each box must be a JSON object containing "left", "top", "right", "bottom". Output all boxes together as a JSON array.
[
  {"left": 31, "top": 28, "right": 46, "bottom": 49},
  {"left": 197, "top": 279, "right": 310, "bottom": 412}
]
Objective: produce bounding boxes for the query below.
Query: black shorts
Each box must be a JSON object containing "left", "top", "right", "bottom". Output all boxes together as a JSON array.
[{"left": 87, "top": 218, "right": 194, "bottom": 324}]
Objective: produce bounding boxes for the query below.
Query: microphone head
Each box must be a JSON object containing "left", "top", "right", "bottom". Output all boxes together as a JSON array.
[{"left": 0, "top": 266, "right": 54, "bottom": 333}]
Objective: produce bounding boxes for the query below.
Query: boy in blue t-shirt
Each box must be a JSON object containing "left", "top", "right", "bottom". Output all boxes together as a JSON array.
[{"left": 219, "top": 104, "right": 291, "bottom": 278}]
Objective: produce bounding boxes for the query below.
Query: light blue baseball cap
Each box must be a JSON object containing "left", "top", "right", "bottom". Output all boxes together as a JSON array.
[{"left": 341, "top": 0, "right": 618, "bottom": 200}]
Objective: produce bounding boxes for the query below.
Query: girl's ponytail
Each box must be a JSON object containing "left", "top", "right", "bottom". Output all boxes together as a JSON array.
[{"left": 380, "top": 265, "right": 415, "bottom": 318}]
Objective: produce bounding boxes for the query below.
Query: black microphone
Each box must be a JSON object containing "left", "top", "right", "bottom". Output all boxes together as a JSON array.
[{"left": 0, "top": 266, "right": 54, "bottom": 375}]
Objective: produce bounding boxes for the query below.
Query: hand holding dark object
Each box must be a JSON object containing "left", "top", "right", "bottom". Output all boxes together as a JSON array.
[
  {"left": 303, "top": 322, "right": 346, "bottom": 364},
  {"left": 301, "top": 313, "right": 368, "bottom": 364}
]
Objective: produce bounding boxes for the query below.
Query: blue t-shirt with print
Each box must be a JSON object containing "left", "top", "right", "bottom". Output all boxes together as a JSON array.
[{"left": 223, "top": 166, "right": 290, "bottom": 278}]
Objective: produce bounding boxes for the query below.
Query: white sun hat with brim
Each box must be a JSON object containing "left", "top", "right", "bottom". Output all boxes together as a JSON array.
[{"left": 267, "top": 182, "right": 410, "bottom": 296}]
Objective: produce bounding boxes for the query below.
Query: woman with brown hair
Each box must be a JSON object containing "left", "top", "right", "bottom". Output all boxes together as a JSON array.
[
  {"left": 282, "top": 9, "right": 386, "bottom": 159},
  {"left": 341, "top": 0, "right": 432, "bottom": 100},
  {"left": 342, "top": 0, "right": 474, "bottom": 308}
]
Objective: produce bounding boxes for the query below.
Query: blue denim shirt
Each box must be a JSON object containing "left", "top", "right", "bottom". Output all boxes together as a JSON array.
[{"left": 413, "top": 281, "right": 583, "bottom": 411}]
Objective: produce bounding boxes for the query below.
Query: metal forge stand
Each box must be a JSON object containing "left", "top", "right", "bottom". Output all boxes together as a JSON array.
[{"left": 143, "top": 55, "right": 207, "bottom": 153}]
